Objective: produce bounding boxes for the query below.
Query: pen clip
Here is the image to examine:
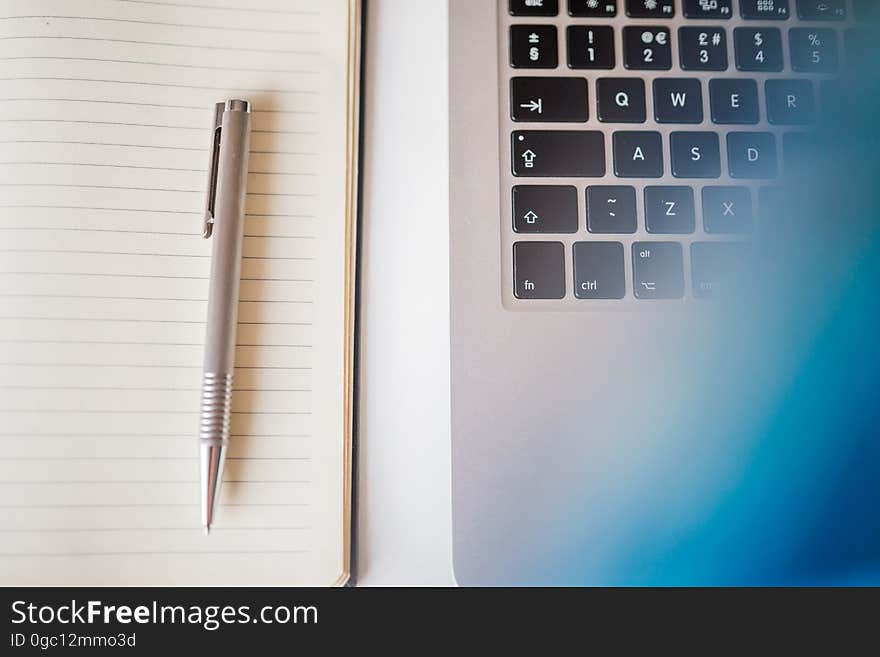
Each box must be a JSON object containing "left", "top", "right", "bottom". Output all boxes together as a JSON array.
[{"left": 202, "top": 102, "right": 225, "bottom": 239}]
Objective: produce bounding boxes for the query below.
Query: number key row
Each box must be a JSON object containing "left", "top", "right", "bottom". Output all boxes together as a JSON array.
[{"left": 511, "top": 25, "right": 842, "bottom": 72}]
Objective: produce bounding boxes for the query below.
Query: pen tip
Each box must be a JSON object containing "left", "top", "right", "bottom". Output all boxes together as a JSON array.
[{"left": 204, "top": 524, "right": 211, "bottom": 537}]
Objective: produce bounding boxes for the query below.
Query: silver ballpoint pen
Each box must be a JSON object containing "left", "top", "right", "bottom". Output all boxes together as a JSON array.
[{"left": 199, "top": 99, "right": 252, "bottom": 534}]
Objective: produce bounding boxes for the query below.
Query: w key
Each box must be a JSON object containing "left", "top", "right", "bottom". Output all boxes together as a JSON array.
[{"left": 512, "top": 130, "right": 606, "bottom": 177}]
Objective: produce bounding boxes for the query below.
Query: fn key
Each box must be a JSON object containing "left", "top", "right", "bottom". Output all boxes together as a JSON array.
[{"left": 514, "top": 242, "right": 565, "bottom": 299}]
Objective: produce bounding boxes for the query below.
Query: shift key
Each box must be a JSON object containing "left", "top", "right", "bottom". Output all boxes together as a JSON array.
[{"left": 512, "top": 130, "right": 606, "bottom": 177}]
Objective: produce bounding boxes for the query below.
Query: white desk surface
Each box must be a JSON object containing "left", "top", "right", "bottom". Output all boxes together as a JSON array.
[{"left": 357, "top": 0, "right": 456, "bottom": 585}]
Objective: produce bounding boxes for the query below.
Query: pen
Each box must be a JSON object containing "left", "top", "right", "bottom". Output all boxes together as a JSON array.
[{"left": 199, "top": 99, "right": 252, "bottom": 534}]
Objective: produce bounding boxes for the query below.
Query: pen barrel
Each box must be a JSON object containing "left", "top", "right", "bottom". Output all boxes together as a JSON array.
[{"left": 201, "top": 102, "right": 251, "bottom": 445}]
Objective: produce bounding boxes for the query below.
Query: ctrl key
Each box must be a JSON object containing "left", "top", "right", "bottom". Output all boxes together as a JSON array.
[
  {"left": 513, "top": 241, "right": 565, "bottom": 299},
  {"left": 632, "top": 242, "right": 684, "bottom": 299}
]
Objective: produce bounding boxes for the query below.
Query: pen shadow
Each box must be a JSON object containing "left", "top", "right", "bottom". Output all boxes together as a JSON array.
[{"left": 224, "top": 91, "right": 290, "bottom": 515}]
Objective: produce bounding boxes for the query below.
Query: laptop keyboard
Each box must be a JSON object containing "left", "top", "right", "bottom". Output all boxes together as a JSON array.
[{"left": 500, "top": 0, "right": 866, "bottom": 304}]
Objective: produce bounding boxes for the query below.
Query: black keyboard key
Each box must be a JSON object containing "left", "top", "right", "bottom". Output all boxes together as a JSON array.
[
  {"left": 670, "top": 131, "right": 721, "bottom": 178},
  {"left": 625, "top": 0, "right": 674, "bottom": 17},
  {"left": 683, "top": 0, "right": 732, "bottom": 18},
  {"left": 765, "top": 79, "right": 815, "bottom": 125},
  {"left": 854, "top": 0, "right": 880, "bottom": 22},
  {"left": 734, "top": 28, "right": 784, "bottom": 72},
  {"left": 511, "top": 77, "right": 589, "bottom": 122},
  {"left": 586, "top": 185, "right": 638, "bottom": 233},
  {"left": 709, "top": 78, "right": 760, "bottom": 124},
  {"left": 691, "top": 242, "right": 750, "bottom": 299},
  {"left": 512, "top": 185, "right": 579, "bottom": 233},
  {"left": 740, "top": 0, "right": 790, "bottom": 20},
  {"left": 573, "top": 242, "right": 626, "bottom": 299},
  {"left": 509, "top": 0, "right": 558, "bottom": 15},
  {"left": 569, "top": 0, "right": 617, "bottom": 17},
  {"left": 654, "top": 79, "right": 703, "bottom": 124},
  {"left": 597, "top": 78, "right": 646, "bottom": 123},
  {"left": 510, "top": 25, "right": 558, "bottom": 69},
  {"left": 679, "top": 27, "right": 728, "bottom": 71},
  {"left": 632, "top": 242, "right": 684, "bottom": 300},
  {"left": 796, "top": 0, "right": 845, "bottom": 20},
  {"left": 702, "top": 186, "right": 753, "bottom": 233},
  {"left": 513, "top": 242, "right": 566, "bottom": 299},
  {"left": 512, "top": 130, "right": 606, "bottom": 177},
  {"left": 623, "top": 26, "right": 672, "bottom": 70},
  {"left": 782, "top": 131, "right": 814, "bottom": 174},
  {"left": 727, "top": 132, "right": 777, "bottom": 179},
  {"left": 613, "top": 131, "right": 663, "bottom": 178},
  {"left": 845, "top": 29, "right": 875, "bottom": 68},
  {"left": 567, "top": 26, "right": 616, "bottom": 69},
  {"left": 758, "top": 185, "right": 786, "bottom": 223},
  {"left": 644, "top": 186, "right": 696, "bottom": 234},
  {"left": 790, "top": 28, "right": 838, "bottom": 73}
]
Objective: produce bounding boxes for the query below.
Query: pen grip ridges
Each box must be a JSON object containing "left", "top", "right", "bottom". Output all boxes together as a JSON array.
[{"left": 199, "top": 372, "right": 233, "bottom": 445}]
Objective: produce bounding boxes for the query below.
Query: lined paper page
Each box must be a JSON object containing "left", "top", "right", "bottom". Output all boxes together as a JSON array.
[{"left": 0, "top": 0, "right": 354, "bottom": 585}]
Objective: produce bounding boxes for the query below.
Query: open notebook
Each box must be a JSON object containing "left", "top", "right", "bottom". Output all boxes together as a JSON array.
[{"left": 0, "top": 0, "right": 361, "bottom": 586}]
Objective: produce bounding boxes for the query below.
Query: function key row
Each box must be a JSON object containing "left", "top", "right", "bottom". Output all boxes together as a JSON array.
[
  {"left": 512, "top": 184, "right": 754, "bottom": 234},
  {"left": 512, "top": 76, "right": 820, "bottom": 125},
  {"left": 510, "top": 0, "right": 856, "bottom": 21},
  {"left": 512, "top": 129, "right": 804, "bottom": 179},
  {"left": 513, "top": 240, "right": 748, "bottom": 300},
  {"left": 511, "top": 25, "right": 852, "bottom": 72}
]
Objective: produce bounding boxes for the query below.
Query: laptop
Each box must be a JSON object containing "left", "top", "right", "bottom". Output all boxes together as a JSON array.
[{"left": 449, "top": 0, "right": 880, "bottom": 585}]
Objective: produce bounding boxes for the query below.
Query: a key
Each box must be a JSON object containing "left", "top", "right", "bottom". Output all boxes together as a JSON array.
[
  {"left": 573, "top": 242, "right": 626, "bottom": 299},
  {"left": 509, "top": 0, "right": 558, "bottom": 15},
  {"left": 513, "top": 242, "right": 566, "bottom": 299},
  {"left": 679, "top": 27, "right": 728, "bottom": 71},
  {"left": 569, "top": 0, "right": 617, "bottom": 17},
  {"left": 512, "top": 130, "right": 606, "bottom": 177},
  {"left": 567, "top": 26, "right": 616, "bottom": 69},
  {"left": 691, "top": 242, "right": 750, "bottom": 299},
  {"left": 740, "top": 0, "right": 790, "bottom": 20},
  {"left": 670, "top": 131, "right": 721, "bottom": 178},
  {"left": 709, "top": 78, "right": 760, "bottom": 124},
  {"left": 734, "top": 28, "right": 784, "bottom": 72},
  {"left": 790, "top": 28, "right": 838, "bottom": 73},
  {"left": 765, "top": 79, "right": 815, "bottom": 125},
  {"left": 683, "top": 0, "right": 733, "bottom": 19},
  {"left": 597, "top": 78, "right": 646, "bottom": 123},
  {"left": 632, "top": 242, "right": 684, "bottom": 300},
  {"left": 654, "top": 79, "right": 703, "bottom": 124},
  {"left": 510, "top": 25, "right": 558, "bottom": 69},
  {"left": 702, "top": 186, "right": 753, "bottom": 233},
  {"left": 512, "top": 185, "right": 579, "bottom": 233},
  {"left": 613, "top": 131, "right": 663, "bottom": 178},
  {"left": 727, "top": 132, "right": 777, "bottom": 179},
  {"left": 511, "top": 77, "right": 589, "bottom": 122},
  {"left": 586, "top": 185, "right": 638, "bottom": 233},
  {"left": 796, "top": 0, "right": 845, "bottom": 20},
  {"left": 623, "top": 26, "right": 672, "bottom": 70},
  {"left": 644, "top": 186, "right": 696, "bottom": 234},
  {"left": 625, "top": 0, "right": 674, "bottom": 17}
]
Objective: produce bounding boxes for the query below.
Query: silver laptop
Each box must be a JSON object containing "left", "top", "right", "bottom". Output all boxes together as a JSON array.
[{"left": 449, "top": 0, "right": 879, "bottom": 585}]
